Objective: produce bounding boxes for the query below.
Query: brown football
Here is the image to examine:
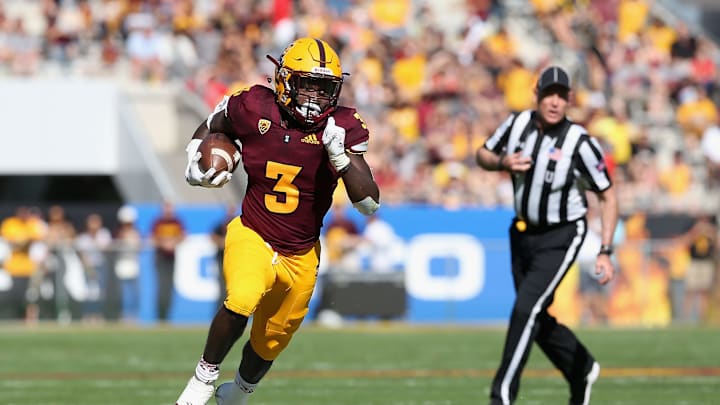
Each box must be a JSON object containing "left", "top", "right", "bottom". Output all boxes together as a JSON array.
[{"left": 198, "top": 133, "right": 241, "bottom": 173}]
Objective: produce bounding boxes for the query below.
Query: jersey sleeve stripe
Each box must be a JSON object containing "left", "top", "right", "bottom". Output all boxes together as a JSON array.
[
  {"left": 484, "top": 113, "right": 516, "bottom": 153},
  {"left": 578, "top": 138, "right": 611, "bottom": 191}
]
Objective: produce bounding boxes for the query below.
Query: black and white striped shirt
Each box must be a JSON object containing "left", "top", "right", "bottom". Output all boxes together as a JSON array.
[{"left": 484, "top": 110, "right": 612, "bottom": 227}]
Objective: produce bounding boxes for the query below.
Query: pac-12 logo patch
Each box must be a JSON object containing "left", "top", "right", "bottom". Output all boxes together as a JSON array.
[{"left": 258, "top": 119, "right": 271, "bottom": 135}]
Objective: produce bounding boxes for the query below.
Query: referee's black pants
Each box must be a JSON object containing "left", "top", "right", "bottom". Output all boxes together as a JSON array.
[{"left": 490, "top": 218, "right": 595, "bottom": 405}]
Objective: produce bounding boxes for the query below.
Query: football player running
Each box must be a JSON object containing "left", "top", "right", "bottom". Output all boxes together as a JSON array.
[{"left": 175, "top": 37, "right": 380, "bottom": 405}]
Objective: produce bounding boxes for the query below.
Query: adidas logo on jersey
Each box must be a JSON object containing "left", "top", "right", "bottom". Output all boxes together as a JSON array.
[{"left": 300, "top": 134, "right": 320, "bottom": 145}]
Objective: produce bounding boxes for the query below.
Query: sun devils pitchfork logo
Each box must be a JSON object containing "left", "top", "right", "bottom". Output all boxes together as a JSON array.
[{"left": 258, "top": 119, "right": 271, "bottom": 135}]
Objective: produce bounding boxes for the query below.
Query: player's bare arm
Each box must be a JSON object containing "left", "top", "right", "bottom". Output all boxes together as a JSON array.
[
  {"left": 342, "top": 153, "right": 380, "bottom": 209},
  {"left": 322, "top": 116, "right": 380, "bottom": 215},
  {"left": 191, "top": 121, "right": 210, "bottom": 140},
  {"left": 188, "top": 108, "right": 236, "bottom": 140}
]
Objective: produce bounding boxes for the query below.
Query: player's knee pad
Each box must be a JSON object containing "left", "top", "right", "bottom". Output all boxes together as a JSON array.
[
  {"left": 249, "top": 316, "right": 305, "bottom": 360},
  {"left": 249, "top": 334, "right": 289, "bottom": 360}
]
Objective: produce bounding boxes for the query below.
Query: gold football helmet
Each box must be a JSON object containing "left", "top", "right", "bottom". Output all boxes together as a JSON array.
[{"left": 268, "top": 38, "right": 344, "bottom": 127}]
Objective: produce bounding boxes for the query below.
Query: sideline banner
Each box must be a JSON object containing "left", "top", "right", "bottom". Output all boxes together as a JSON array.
[{"left": 131, "top": 204, "right": 516, "bottom": 324}]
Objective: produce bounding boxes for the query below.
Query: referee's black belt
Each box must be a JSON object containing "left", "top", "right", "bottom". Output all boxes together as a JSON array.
[{"left": 512, "top": 217, "right": 578, "bottom": 234}]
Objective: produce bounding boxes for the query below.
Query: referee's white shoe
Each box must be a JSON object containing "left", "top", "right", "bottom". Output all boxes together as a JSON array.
[{"left": 569, "top": 361, "right": 600, "bottom": 405}]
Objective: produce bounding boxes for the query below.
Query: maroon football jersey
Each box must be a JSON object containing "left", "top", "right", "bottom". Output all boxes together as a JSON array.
[{"left": 223, "top": 85, "right": 370, "bottom": 254}]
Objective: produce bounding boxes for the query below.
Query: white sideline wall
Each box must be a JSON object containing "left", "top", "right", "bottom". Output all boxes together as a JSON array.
[{"left": 0, "top": 79, "right": 119, "bottom": 174}]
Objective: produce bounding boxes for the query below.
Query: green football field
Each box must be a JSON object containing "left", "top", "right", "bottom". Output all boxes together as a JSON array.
[{"left": 0, "top": 323, "right": 718, "bottom": 405}]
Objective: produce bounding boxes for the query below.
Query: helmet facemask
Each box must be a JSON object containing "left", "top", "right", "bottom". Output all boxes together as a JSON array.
[{"left": 289, "top": 72, "right": 343, "bottom": 126}]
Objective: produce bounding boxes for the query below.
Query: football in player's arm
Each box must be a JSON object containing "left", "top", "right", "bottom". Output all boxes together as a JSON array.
[{"left": 176, "top": 37, "right": 379, "bottom": 405}]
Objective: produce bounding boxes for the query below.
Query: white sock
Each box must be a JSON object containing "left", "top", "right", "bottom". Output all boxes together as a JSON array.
[
  {"left": 234, "top": 371, "right": 257, "bottom": 394},
  {"left": 194, "top": 357, "right": 220, "bottom": 384}
]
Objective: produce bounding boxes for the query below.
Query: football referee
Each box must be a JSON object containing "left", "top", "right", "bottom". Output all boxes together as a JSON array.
[{"left": 476, "top": 66, "right": 618, "bottom": 405}]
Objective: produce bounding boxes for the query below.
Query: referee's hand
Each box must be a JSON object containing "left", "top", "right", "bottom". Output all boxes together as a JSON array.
[
  {"left": 594, "top": 255, "right": 615, "bottom": 285},
  {"left": 502, "top": 152, "right": 533, "bottom": 173}
]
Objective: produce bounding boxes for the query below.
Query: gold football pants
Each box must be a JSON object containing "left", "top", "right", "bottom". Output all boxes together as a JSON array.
[{"left": 222, "top": 217, "right": 320, "bottom": 360}]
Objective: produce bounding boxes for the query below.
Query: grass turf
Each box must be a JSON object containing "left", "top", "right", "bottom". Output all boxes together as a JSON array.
[{"left": 0, "top": 323, "right": 718, "bottom": 404}]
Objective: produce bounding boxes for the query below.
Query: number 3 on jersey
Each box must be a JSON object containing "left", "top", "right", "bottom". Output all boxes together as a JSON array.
[{"left": 264, "top": 161, "right": 302, "bottom": 214}]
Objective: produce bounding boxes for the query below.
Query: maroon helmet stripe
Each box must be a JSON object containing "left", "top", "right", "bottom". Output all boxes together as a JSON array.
[{"left": 314, "top": 38, "right": 326, "bottom": 67}]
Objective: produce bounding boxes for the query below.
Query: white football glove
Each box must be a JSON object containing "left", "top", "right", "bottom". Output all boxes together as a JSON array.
[
  {"left": 184, "top": 139, "right": 233, "bottom": 188},
  {"left": 322, "top": 117, "right": 351, "bottom": 172}
]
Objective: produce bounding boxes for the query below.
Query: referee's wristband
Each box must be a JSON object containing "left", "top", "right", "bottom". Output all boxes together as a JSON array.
[{"left": 598, "top": 244, "right": 614, "bottom": 256}]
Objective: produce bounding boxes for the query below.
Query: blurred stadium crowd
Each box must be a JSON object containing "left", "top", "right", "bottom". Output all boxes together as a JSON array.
[
  {"left": 2, "top": 0, "right": 720, "bottom": 209},
  {"left": 0, "top": 0, "right": 719, "bottom": 325}
]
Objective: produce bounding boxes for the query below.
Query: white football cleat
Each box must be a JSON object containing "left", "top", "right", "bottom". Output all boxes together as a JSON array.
[
  {"left": 215, "top": 382, "right": 251, "bottom": 405},
  {"left": 176, "top": 375, "right": 215, "bottom": 405}
]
